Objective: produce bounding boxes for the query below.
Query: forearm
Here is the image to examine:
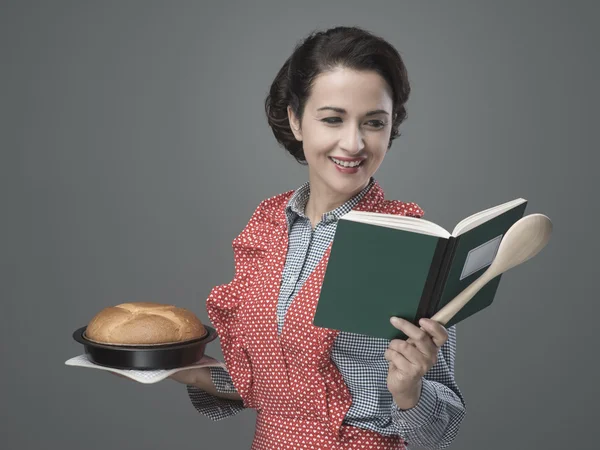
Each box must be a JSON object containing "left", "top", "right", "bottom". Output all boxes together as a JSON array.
[
  {"left": 171, "top": 367, "right": 242, "bottom": 401},
  {"left": 392, "top": 378, "right": 466, "bottom": 449},
  {"left": 392, "top": 379, "right": 422, "bottom": 410},
  {"left": 391, "top": 326, "right": 466, "bottom": 449}
]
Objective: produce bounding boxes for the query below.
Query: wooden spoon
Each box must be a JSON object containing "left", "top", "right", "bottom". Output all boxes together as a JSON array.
[{"left": 430, "top": 213, "right": 553, "bottom": 326}]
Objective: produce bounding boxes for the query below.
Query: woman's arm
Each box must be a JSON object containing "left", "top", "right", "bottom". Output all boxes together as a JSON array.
[
  {"left": 172, "top": 366, "right": 246, "bottom": 421},
  {"left": 332, "top": 324, "right": 465, "bottom": 449},
  {"left": 176, "top": 199, "right": 270, "bottom": 419},
  {"left": 170, "top": 367, "right": 242, "bottom": 401},
  {"left": 391, "top": 325, "right": 466, "bottom": 449}
]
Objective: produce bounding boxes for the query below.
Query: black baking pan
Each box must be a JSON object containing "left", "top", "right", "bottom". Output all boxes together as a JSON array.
[{"left": 72, "top": 325, "right": 218, "bottom": 370}]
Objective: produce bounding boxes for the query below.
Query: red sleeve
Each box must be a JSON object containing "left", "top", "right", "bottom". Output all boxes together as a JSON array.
[{"left": 205, "top": 200, "right": 269, "bottom": 408}]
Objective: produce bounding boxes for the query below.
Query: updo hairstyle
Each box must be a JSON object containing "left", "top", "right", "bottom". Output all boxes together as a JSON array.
[{"left": 264, "top": 26, "right": 411, "bottom": 164}]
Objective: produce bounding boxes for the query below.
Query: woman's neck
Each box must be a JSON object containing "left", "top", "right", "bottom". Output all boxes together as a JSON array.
[
  {"left": 304, "top": 178, "right": 369, "bottom": 228},
  {"left": 305, "top": 195, "right": 344, "bottom": 227}
]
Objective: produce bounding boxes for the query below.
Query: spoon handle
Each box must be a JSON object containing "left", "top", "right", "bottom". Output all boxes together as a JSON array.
[{"left": 430, "top": 269, "right": 495, "bottom": 325}]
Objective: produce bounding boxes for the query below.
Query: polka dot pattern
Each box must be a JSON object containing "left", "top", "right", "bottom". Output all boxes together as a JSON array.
[{"left": 206, "top": 181, "right": 421, "bottom": 449}]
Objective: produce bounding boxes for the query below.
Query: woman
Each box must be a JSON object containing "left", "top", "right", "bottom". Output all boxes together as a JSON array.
[{"left": 170, "top": 26, "right": 466, "bottom": 450}]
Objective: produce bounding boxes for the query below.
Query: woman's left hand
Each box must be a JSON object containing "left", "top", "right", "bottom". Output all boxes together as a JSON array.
[{"left": 384, "top": 317, "right": 448, "bottom": 410}]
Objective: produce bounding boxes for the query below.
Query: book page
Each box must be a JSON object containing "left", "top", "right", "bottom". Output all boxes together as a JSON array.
[
  {"left": 452, "top": 198, "right": 527, "bottom": 236},
  {"left": 341, "top": 211, "right": 450, "bottom": 238}
]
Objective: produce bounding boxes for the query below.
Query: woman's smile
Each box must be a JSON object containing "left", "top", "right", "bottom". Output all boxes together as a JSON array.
[{"left": 329, "top": 156, "right": 366, "bottom": 173}]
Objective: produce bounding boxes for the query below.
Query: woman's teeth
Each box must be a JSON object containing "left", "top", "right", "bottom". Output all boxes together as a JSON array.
[{"left": 330, "top": 157, "right": 363, "bottom": 168}]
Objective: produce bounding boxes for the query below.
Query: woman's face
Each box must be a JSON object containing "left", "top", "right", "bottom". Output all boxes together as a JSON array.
[{"left": 288, "top": 66, "right": 394, "bottom": 199}]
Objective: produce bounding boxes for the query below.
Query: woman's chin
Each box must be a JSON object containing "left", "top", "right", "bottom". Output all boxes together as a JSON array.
[
  {"left": 309, "top": 164, "right": 373, "bottom": 196},
  {"left": 327, "top": 174, "right": 371, "bottom": 196}
]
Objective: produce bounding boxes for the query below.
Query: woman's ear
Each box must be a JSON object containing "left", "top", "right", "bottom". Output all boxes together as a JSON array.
[{"left": 287, "top": 106, "right": 303, "bottom": 141}]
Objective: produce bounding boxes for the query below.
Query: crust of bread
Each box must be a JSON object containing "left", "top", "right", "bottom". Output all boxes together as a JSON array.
[{"left": 85, "top": 302, "right": 206, "bottom": 345}]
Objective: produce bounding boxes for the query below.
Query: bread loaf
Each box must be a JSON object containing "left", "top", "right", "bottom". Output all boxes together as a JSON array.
[{"left": 85, "top": 302, "right": 207, "bottom": 345}]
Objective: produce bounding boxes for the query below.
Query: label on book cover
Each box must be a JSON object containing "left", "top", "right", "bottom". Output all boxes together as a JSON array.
[{"left": 460, "top": 234, "right": 503, "bottom": 280}]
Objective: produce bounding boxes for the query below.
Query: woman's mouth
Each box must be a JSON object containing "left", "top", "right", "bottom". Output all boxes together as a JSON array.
[
  {"left": 329, "top": 156, "right": 365, "bottom": 174},
  {"left": 329, "top": 157, "right": 364, "bottom": 168}
]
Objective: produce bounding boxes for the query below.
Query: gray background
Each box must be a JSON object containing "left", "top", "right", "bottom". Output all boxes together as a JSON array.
[{"left": 2, "top": 1, "right": 598, "bottom": 449}]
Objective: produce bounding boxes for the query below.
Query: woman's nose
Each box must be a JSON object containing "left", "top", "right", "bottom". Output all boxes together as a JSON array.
[{"left": 339, "top": 126, "right": 365, "bottom": 154}]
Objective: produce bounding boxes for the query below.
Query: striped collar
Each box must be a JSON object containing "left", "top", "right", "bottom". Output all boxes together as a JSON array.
[{"left": 285, "top": 177, "right": 376, "bottom": 229}]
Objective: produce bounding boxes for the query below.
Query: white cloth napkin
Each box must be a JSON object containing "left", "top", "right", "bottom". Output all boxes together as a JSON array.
[{"left": 65, "top": 354, "right": 226, "bottom": 384}]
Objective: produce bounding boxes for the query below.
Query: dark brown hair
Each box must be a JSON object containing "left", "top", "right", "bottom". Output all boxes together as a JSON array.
[{"left": 265, "top": 26, "right": 411, "bottom": 164}]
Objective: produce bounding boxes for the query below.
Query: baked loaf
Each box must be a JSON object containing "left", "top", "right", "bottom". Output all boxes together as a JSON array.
[{"left": 85, "top": 302, "right": 207, "bottom": 345}]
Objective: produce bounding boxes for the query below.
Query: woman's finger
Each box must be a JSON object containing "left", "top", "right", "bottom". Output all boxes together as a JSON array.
[
  {"left": 390, "top": 317, "right": 439, "bottom": 356},
  {"left": 384, "top": 347, "right": 411, "bottom": 373},
  {"left": 418, "top": 318, "right": 449, "bottom": 348},
  {"left": 388, "top": 339, "right": 431, "bottom": 374}
]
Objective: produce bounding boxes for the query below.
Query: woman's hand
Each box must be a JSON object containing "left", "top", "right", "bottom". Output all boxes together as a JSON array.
[
  {"left": 384, "top": 317, "right": 448, "bottom": 410},
  {"left": 169, "top": 367, "right": 243, "bottom": 401},
  {"left": 168, "top": 368, "right": 200, "bottom": 386},
  {"left": 107, "top": 369, "right": 199, "bottom": 385}
]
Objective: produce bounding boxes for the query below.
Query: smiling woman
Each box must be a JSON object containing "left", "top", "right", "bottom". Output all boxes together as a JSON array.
[
  {"left": 168, "top": 26, "right": 467, "bottom": 450},
  {"left": 286, "top": 68, "right": 393, "bottom": 226}
]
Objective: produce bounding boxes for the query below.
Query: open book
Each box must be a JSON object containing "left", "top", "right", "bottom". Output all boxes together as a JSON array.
[{"left": 312, "top": 198, "right": 528, "bottom": 340}]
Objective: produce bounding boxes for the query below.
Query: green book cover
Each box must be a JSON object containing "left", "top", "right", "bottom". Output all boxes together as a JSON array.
[{"left": 312, "top": 199, "right": 528, "bottom": 340}]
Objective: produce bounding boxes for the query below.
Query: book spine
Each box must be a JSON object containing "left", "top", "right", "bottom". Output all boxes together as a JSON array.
[
  {"left": 426, "top": 236, "right": 459, "bottom": 319},
  {"left": 415, "top": 238, "right": 450, "bottom": 323}
]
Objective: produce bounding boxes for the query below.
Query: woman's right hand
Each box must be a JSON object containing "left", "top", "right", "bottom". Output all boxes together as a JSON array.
[
  {"left": 109, "top": 367, "right": 241, "bottom": 400},
  {"left": 107, "top": 369, "right": 202, "bottom": 385},
  {"left": 168, "top": 368, "right": 203, "bottom": 386}
]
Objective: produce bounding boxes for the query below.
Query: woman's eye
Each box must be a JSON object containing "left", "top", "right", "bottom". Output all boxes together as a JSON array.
[
  {"left": 320, "top": 118, "right": 386, "bottom": 128},
  {"left": 321, "top": 117, "right": 342, "bottom": 124},
  {"left": 368, "top": 120, "right": 386, "bottom": 128}
]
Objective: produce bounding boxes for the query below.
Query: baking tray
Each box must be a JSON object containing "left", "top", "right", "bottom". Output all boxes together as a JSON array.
[{"left": 72, "top": 325, "right": 218, "bottom": 370}]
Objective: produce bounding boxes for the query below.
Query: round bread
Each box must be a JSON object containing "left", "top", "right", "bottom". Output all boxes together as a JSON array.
[{"left": 85, "top": 302, "right": 207, "bottom": 345}]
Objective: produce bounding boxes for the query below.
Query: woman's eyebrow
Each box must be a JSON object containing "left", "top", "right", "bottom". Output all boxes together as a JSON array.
[{"left": 316, "top": 106, "right": 389, "bottom": 116}]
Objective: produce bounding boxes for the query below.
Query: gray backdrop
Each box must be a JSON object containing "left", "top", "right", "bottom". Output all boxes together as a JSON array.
[{"left": 2, "top": 1, "right": 598, "bottom": 449}]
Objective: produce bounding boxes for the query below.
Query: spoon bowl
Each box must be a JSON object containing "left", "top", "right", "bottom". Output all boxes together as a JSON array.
[{"left": 491, "top": 213, "right": 553, "bottom": 276}]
